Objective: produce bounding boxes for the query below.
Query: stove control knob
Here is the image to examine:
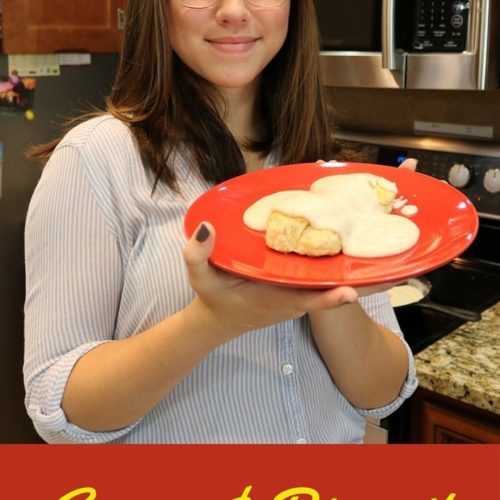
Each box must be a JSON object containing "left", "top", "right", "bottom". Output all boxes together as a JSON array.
[
  {"left": 448, "top": 163, "right": 471, "bottom": 188},
  {"left": 484, "top": 168, "right": 500, "bottom": 194}
]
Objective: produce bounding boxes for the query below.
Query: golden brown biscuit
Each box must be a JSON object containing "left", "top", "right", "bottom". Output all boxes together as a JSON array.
[
  {"left": 265, "top": 211, "right": 342, "bottom": 257},
  {"left": 265, "top": 212, "right": 308, "bottom": 254},
  {"left": 295, "top": 225, "right": 342, "bottom": 256}
]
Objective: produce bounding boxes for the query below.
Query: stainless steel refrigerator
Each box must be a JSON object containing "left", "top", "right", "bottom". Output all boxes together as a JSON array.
[{"left": 0, "top": 54, "right": 118, "bottom": 442}]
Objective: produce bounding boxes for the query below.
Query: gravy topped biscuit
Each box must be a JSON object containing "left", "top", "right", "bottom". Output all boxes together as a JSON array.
[
  {"left": 266, "top": 212, "right": 343, "bottom": 257},
  {"left": 243, "top": 173, "right": 420, "bottom": 258}
]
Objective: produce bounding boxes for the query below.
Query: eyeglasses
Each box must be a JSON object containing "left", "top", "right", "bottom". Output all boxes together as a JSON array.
[{"left": 179, "top": 0, "right": 285, "bottom": 9}]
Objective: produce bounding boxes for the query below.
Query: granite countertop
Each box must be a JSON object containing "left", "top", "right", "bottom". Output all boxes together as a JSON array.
[{"left": 415, "top": 302, "right": 500, "bottom": 415}]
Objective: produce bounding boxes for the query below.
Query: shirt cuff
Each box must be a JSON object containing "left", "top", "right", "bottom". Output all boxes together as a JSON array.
[
  {"left": 26, "top": 341, "right": 141, "bottom": 443},
  {"left": 355, "top": 340, "right": 418, "bottom": 419}
]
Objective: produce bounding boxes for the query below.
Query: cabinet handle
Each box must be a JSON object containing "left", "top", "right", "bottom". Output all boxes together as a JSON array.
[{"left": 117, "top": 8, "right": 126, "bottom": 31}]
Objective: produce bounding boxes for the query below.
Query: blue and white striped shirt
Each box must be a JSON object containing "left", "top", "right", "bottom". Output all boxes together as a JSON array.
[{"left": 24, "top": 115, "right": 418, "bottom": 444}]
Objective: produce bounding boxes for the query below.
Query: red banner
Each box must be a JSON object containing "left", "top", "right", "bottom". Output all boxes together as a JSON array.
[{"left": 0, "top": 444, "right": 498, "bottom": 499}]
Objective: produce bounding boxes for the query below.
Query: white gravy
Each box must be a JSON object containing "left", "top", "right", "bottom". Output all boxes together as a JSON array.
[
  {"left": 311, "top": 173, "right": 397, "bottom": 207},
  {"left": 243, "top": 173, "right": 420, "bottom": 258},
  {"left": 401, "top": 205, "right": 419, "bottom": 216}
]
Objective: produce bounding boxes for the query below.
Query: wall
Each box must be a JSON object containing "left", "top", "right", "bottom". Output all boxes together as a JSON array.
[{"left": 326, "top": 88, "right": 500, "bottom": 142}]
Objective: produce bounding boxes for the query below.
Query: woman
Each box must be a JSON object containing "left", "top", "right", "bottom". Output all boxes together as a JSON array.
[{"left": 24, "top": 0, "right": 418, "bottom": 444}]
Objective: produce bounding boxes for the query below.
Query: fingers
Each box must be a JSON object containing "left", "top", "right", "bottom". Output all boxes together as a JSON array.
[
  {"left": 184, "top": 222, "right": 359, "bottom": 319},
  {"left": 287, "top": 285, "right": 358, "bottom": 312},
  {"left": 183, "top": 222, "right": 216, "bottom": 286},
  {"left": 399, "top": 158, "right": 418, "bottom": 171},
  {"left": 315, "top": 286, "right": 358, "bottom": 309}
]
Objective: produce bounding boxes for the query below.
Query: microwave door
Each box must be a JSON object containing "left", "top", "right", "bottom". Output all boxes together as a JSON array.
[
  {"left": 318, "top": 0, "right": 405, "bottom": 88},
  {"left": 406, "top": 53, "right": 481, "bottom": 89},
  {"left": 406, "top": 0, "right": 498, "bottom": 90}
]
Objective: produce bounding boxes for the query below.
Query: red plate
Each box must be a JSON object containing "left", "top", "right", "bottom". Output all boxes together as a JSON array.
[{"left": 184, "top": 163, "right": 479, "bottom": 288}]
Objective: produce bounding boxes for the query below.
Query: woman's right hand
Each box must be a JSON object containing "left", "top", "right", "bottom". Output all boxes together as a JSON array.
[{"left": 182, "top": 222, "right": 358, "bottom": 344}]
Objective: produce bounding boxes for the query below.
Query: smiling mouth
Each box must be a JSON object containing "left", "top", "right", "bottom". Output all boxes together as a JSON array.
[{"left": 207, "top": 37, "right": 259, "bottom": 53}]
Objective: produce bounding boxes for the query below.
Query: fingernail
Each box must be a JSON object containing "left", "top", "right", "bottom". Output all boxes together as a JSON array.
[{"left": 195, "top": 223, "right": 209, "bottom": 243}]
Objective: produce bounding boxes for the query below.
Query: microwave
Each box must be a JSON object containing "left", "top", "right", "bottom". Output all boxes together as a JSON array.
[{"left": 316, "top": 0, "right": 499, "bottom": 90}]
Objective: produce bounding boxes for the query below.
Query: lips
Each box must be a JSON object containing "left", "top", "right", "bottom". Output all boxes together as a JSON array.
[{"left": 207, "top": 36, "right": 259, "bottom": 53}]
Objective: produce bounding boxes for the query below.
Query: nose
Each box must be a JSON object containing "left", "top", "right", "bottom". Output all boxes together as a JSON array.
[{"left": 215, "top": 0, "right": 251, "bottom": 24}]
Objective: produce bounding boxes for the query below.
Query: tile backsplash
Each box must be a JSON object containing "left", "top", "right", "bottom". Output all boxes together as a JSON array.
[{"left": 326, "top": 88, "right": 500, "bottom": 142}]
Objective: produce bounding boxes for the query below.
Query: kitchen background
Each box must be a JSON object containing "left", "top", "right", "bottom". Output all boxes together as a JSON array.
[
  {"left": 1, "top": 0, "right": 499, "bottom": 443},
  {"left": 0, "top": 53, "right": 119, "bottom": 443},
  {"left": 328, "top": 88, "right": 500, "bottom": 141}
]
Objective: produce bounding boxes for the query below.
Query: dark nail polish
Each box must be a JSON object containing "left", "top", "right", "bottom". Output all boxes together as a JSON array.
[{"left": 195, "top": 223, "right": 209, "bottom": 243}]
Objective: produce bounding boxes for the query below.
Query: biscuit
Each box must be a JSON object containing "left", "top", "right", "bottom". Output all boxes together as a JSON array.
[{"left": 265, "top": 211, "right": 342, "bottom": 257}]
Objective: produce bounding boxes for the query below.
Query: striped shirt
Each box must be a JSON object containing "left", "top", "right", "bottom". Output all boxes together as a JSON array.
[{"left": 24, "top": 115, "right": 418, "bottom": 444}]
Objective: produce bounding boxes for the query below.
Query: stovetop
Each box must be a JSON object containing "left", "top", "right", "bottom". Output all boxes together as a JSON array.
[
  {"left": 398, "top": 216, "right": 500, "bottom": 353},
  {"left": 336, "top": 131, "right": 500, "bottom": 442},
  {"left": 395, "top": 256, "right": 500, "bottom": 353},
  {"left": 336, "top": 131, "right": 500, "bottom": 354}
]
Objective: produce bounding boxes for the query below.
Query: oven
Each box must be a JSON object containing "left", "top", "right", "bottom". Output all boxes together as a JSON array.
[{"left": 337, "top": 131, "right": 500, "bottom": 442}]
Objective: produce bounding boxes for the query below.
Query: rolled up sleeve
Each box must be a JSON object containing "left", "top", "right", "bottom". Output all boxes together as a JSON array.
[{"left": 23, "top": 144, "right": 137, "bottom": 443}]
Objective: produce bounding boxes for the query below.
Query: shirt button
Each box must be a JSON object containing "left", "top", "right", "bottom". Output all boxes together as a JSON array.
[
  {"left": 296, "top": 438, "right": 307, "bottom": 444},
  {"left": 281, "top": 363, "right": 294, "bottom": 375}
]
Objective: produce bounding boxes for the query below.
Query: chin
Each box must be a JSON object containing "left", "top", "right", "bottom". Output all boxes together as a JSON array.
[{"left": 211, "top": 74, "right": 262, "bottom": 91}]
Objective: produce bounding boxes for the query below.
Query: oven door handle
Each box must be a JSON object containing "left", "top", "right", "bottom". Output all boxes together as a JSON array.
[{"left": 414, "top": 301, "right": 482, "bottom": 322}]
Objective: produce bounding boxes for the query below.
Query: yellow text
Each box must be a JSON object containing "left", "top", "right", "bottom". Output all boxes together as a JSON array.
[{"left": 58, "top": 487, "right": 97, "bottom": 500}]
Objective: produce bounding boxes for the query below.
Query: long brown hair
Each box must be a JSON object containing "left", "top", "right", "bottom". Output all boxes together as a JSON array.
[{"left": 29, "top": 0, "right": 338, "bottom": 191}]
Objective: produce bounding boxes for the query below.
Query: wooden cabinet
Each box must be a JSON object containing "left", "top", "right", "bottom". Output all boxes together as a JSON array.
[
  {"left": 2, "top": 0, "right": 126, "bottom": 54},
  {"left": 410, "top": 387, "right": 500, "bottom": 444}
]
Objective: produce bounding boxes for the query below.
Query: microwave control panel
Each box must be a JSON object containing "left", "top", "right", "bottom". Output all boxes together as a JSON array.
[{"left": 412, "top": 0, "right": 470, "bottom": 52}]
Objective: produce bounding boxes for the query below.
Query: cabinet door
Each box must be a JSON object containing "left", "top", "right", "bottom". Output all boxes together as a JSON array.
[
  {"left": 410, "top": 388, "right": 500, "bottom": 444},
  {"left": 417, "top": 401, "right": 500, "bottom": 443},
  {"left": 2, "top": 0, "right": 126, "bottom": 54}
]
